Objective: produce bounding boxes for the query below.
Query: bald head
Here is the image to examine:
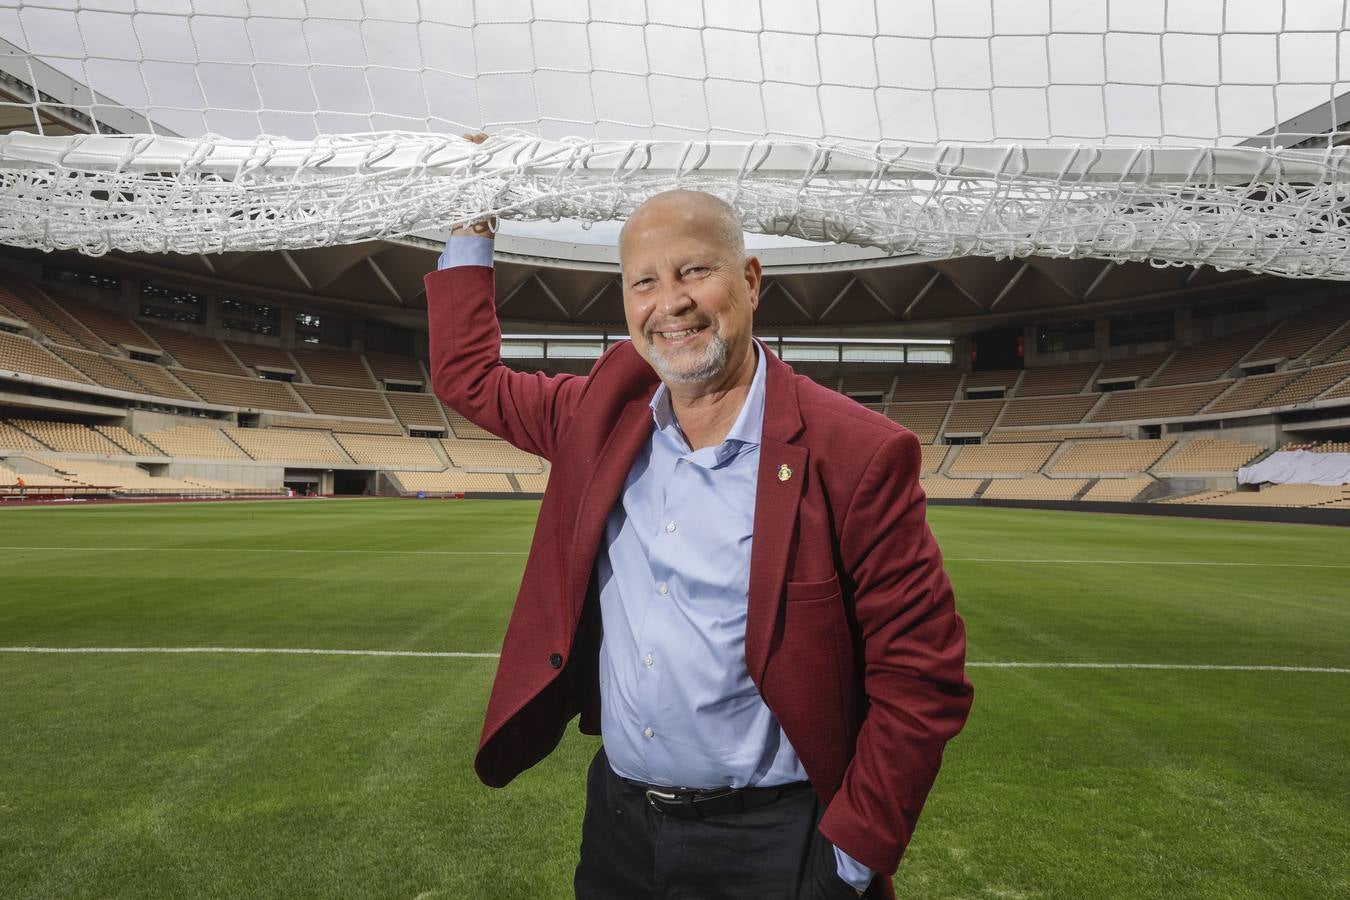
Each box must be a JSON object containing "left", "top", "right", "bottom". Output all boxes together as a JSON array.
[{"left": 619, "top": 190, "right": 745, "bottom": 271}]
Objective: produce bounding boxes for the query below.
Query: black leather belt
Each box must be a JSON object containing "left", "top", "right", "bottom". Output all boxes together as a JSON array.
[{"left": 621, "top": 777, "right": 811, "bottom": 820}]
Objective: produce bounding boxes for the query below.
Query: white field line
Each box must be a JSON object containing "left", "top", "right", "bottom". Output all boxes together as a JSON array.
[
  {"left": 0, "top": 546, "right": 526, "bottom": 555},
  {"left": 1, "top": 546, "right": 1348, "bottom": 568},
  {"left": 0, "top": 646, "right": 1345, "bottom": 673},
  {"left": 0, "top": 646, "right": 499, "bottom": 658}
]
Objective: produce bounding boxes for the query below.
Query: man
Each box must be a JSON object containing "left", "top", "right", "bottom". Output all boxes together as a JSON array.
[{"left": 426, "top": 187, "right": 972, "bottom": 899}]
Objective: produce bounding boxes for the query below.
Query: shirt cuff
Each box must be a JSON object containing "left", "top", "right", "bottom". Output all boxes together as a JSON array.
[
  {"left": 833, "top": 844, "right": 874, "bottom": 893},
  {"left": 438, "top": 235, "right": 495, "bottom": 269}
]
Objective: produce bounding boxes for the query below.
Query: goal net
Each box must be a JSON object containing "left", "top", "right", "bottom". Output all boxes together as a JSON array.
[{"left": 0, "top": 1, "right": 1348, "bottom": 278}]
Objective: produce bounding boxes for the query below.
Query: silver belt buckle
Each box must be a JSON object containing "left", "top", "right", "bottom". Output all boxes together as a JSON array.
[{"left": 644, "top": 788, "right": 679, "bottom": 810}]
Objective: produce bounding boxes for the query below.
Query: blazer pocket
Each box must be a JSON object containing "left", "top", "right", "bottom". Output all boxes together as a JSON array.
[{"left": 784, "top": 573, "right": 842, "bottom": 603}]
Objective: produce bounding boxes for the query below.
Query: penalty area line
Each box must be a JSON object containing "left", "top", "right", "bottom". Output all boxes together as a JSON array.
[{"left": 0, "top": 647, "right": 1344, "bottom": 674}]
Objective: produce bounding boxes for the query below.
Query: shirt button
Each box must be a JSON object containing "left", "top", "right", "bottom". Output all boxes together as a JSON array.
[
  {"left": 665, "top": 521, "right": 676, "bottom": 533},
  {"left": 657, "top": 582, "right": 668, "bottom": 595},
  {"left": 643, "top": 653, "right": 654, "bottom": 667},
  {"left": 548, "top": 653, "right": 563, "bottom": 669},
  {"left": 643, "top": 726, "right": 654, "bottom": 739}
]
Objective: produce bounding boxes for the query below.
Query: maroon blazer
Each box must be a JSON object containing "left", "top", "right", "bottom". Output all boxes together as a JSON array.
[{"left": 426, "top": 265, "right": 973, "bottom": 897}]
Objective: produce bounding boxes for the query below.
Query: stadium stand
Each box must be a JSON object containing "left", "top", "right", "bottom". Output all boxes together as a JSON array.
[
  {"left": 1094, "top": 352, "right": 1171, "bottom": 385},
  {"left": 918, "top": 477, "right": 982, "bottom": 499},
  {"left": 46, "top": 459, "right": 205, "bottom": 494},
  {"left": 141, "top": 425, "right": 250, "bottom": 460},
  {"left": 270, "top": 417, "right": 404, "bottom": 435},
  {"left": 1207, "top": 371, "right": 1303, "bottom": 413},
  {"left": 386, "top": 470, "right": 514, "bottom": 493},
  {"left": 1260, "top": 361, "right": 1350, "bottom": 406},
  {"left": 365, "top": 351, "right": 427, "bottom": 385},
  {"left": 1153, "top": 438, "right": 1264, "bottom": 474},
  {"left": 444, "top": 408, "right": 498, "bottom": 440},
  {"left": 515, "top": 471, "right": 550, "bottom": 493},
  {"left": 290, "top": 348, "right": 377, "bottom": 389},
  {"left": 1149, "top": 326, "right": 1270, "bottom": 386},
  {"left": 0, "top": 420, "right": 50, "bottom": 451},
  {"left": 1089, "top": 382, "right": 1230, "bottom": 421},
  {"left": 441, "top": 439, "right": 546, "bottom": 472},
  {"left": 177, "top": 475, "right": 283, "bottom": 495},
  {"left": 292, "top": 384, "right": 395, "bottom": 419},
  {"left": 1080, "top": 477, "right": 1154, "bottom": 502},
  {"left": 11, "top": 418, "right": 129, "bottom": 455},
  {"left": 884, "top": 403, "right": 948, "bottom": 444},
  {"left": 1050, "top": 438, "right": 1176, "bottom": 475},
  {"left": 1182, "top": 484, "right": 1348, "bottom": 508},
  {"left": 981, "top": 477, "right": 1088, "bottom": 501},
  {"left": 943, "top": 399, "right": 1004, "bottom": 436},
  {"left": 95, "top": 425, "right": 165, "bottom": 456},
  {"left": 140, "top": 323, "right": 247, "bottom": 375},
  {"left": 839, "top": 374, "right": 894, "bottom": 401},
  {"left": 1016, "top": 362, "right": 1099, "bottom": 397},
  {"left": 173, "top": 369, "right": 308, "bottom": 412},
  {"left": 1301, "top": 322, "right": 1350, "bottom": 365},
  {"left": 47, "top": 344, "right": 147, "bottom": 394},
  {"left": 226, "top": 340, "right": 299, "bottom": 374},
  {"left": 947, "top": 443, "right": 1057, "bottom": 476},
  {"left": 0, "top": 330, "right": 94, "bottom": 383},
  {"left": 57, "top": 296, "right": 160, "bottom": 351},
  {"left": 115, "top": 358, "right": 201, "bottom": 402},
  {"left": 989, "top": 428, "right": 1124, "bottom": 442},
  {"left": 1246, "top": 304, "right": 1347, "bottom": 363},
  {"left": 0, "top": 283, "right": 97, "bottom": 349},
  {"left": 920, "top": 444, "right": 949, "bottom": 476},
  {"left": 334, "top": 433, "right": 443, "bottom": 467},
  {"left": 3, "top": 265, "right": 1350, "bottom": 507},
  {"left": 0, "top": 465, "right": 96, "bottom": 499},
  {"left": 962, "top": 369, "right": 1021, "bottom": 395},
  {"left": 891, "top": 368, "right": 962, "bottom": 402},
  {"left": 221, "top": 426, "right": 353, "bottom": 464},
  {"left": 386, "top": 392, "right": 449, "bottom": 430},
  {"left": 998, "top": 395, "right": 1098, "bottom": 427}
]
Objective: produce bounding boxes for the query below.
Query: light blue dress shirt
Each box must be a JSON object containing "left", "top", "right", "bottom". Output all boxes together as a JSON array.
[{"left": 439, "top": 237, "right": 872, "bottom": 893}]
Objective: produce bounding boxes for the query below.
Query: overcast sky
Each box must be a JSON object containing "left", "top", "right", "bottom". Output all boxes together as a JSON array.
[{"left": 1, "top": 0, "right": 1344, "bottom": 146}]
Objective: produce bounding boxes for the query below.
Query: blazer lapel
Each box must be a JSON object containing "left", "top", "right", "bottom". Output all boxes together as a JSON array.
[
  {"left": 567, "top": 394, "right": 654, "bottom": 623},
  {"left": 745, "top": 437, "right": 807, "bottom": 684},
  {"left": 745, "top": 346, "right": 807, "bottom": 685}
]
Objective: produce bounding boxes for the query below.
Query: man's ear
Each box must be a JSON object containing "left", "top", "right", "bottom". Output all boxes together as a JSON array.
[{"left": 744, "top": 255, "right": 763, "bottom": 311}]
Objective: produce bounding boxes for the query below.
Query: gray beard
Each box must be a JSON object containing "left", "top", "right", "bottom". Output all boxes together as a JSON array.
[{"left": 645, "top": 328, "right": 730, "bottom": 385}]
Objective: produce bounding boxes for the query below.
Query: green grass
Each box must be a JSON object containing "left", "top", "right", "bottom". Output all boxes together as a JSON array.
[{"left": 1, "top": 499, "right": 1346, "bottom": 899}]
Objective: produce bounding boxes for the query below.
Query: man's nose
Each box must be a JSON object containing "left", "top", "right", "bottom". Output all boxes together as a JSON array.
[{"left": 655, "top": 281, "right": 694, "bottom": 317}]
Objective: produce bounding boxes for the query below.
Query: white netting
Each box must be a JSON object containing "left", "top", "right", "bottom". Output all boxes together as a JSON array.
[{"left": 1, "top": 1, "right": 1349, "bottom": 276}]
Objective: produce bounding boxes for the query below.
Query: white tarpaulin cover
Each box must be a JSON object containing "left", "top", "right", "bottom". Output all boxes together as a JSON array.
[{"left": 1238, "top": 451, "right": 1350, "bottom": 486}]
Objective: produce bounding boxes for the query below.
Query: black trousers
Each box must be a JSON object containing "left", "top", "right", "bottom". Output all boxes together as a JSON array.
[{"left": 574, "top": 747, "right": 860, "bottom": 900}]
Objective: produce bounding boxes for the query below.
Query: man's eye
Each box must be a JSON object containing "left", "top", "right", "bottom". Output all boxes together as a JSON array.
[{"left": 682, "top": 266, "right": 709, "bottom": 278}]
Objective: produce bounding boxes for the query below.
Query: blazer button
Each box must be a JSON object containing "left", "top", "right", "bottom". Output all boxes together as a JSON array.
[{"left": 549, "top": 652, "right": 564, "bottom": 669}]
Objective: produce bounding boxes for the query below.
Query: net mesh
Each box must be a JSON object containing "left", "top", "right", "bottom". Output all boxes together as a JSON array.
[{"left": 1, "top": 1, "right": 1348, "bottom": 276}]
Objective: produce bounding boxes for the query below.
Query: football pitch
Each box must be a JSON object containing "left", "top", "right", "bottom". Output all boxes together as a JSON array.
[{"left": 1, "top": 499, "right": 1346, "bottom": 899}]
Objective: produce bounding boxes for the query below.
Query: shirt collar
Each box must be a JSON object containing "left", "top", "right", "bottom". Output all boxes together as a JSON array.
[{"left": 650, "top": 340, "right": 766, "bottom": 463}]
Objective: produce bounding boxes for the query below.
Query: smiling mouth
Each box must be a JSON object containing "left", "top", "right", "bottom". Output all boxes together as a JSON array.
[{"left": 652, "top": 324, "right": 708, "bottom": 343}]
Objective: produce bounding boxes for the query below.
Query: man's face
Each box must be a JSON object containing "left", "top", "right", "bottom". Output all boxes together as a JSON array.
[{"left": 619, "top": 198, "right": 761, "bottom": 389}]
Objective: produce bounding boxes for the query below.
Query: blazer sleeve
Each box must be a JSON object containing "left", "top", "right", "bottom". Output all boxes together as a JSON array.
[
  {"left": 424, "top": 265, "right": 586, "bottom": 461},
  {"left": 818, "top": 428, "right": 974, "bottom": 876}
]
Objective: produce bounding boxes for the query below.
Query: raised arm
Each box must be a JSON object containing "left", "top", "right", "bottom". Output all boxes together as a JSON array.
[{"left": 425, "top": 263, "right": 587, "bottom": 462}]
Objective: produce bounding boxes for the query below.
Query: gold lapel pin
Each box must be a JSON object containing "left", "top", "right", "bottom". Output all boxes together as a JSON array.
[{"left": 777, "top": 463, "right": 793, "bottom": 482}]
